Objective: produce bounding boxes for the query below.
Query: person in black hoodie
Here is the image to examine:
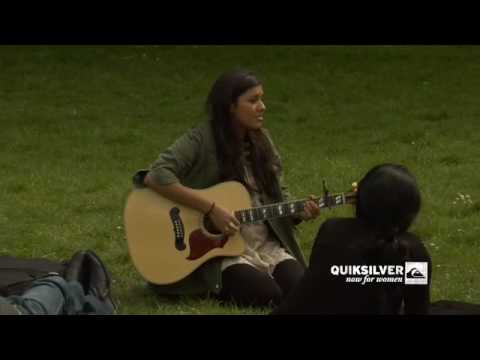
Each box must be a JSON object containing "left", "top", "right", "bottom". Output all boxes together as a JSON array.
[{"left": 272, "top": 163, "right": 431, "bottom": 315}]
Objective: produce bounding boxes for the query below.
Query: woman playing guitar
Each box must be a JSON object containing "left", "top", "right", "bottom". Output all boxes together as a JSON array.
[{"left": 134, "top": 70, "right": 321, "bottom": 307}]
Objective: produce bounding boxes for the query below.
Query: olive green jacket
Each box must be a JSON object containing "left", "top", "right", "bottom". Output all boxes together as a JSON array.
[{"left": 134, "top": 121, "right": 306, "bottom": 295}]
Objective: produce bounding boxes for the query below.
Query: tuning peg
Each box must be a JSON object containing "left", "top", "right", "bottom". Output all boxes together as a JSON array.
[{"left": 352, "top": 182, "right": 358, "bottom": 192}]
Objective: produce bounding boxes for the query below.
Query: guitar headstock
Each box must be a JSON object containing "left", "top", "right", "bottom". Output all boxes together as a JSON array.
[
  {"left": 317, "top": 181, "right": 357, "bottom": 208},
  {"left": 327, "top": 182, "right": 357, "bottom": 206},
  {"left": 344, "top": 182, "right": 358, "bottom": 205}
]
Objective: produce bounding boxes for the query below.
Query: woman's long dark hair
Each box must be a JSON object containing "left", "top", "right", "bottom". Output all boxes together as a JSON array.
[
  {"left": 206, "top": 70, "right": 282, "bottom": 200},
  {"left": 356, "top": 163, "right": 422, "bottom": 264}
]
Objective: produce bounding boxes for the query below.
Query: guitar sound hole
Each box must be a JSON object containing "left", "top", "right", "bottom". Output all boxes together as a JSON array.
[{"left": 203, "top": 216, "right": 221, "bottom": 235}]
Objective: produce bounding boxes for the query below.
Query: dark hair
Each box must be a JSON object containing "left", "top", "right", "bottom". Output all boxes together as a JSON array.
[
  {"left": 206, "top": 70, "right": 281, "bottom": 200},
  {"left": 356, "top": 163, "right": 422, "bottom": 263}
]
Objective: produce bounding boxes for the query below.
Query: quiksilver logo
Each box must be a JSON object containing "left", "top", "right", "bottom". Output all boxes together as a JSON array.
[
  {"left": 406, "top": 268, "right": 425, "bottom": 279},
  {"left": 404, "top": 262, "right": 428, "bottom": 285},
  {"left": 330, "top": 262, "right": 429, "bottom": 285}
]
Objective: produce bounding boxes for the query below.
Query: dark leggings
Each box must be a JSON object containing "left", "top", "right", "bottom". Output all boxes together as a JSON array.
[{"left": 216, "top": 259, "right": 305, "bottom": 308}]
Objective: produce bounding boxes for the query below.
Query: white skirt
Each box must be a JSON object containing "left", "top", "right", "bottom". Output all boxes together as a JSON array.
[{"left": 221, "top": 221, "right": 295, "bottom": 277}]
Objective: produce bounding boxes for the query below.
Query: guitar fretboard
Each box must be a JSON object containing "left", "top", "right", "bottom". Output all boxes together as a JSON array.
[{"left": 234, "top": 192, "right": 354, "bottom": 224}]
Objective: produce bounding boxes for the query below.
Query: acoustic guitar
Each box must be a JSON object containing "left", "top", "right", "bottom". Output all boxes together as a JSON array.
[{"left": 124, "top": 180, "right": 357, "bottom": 285}]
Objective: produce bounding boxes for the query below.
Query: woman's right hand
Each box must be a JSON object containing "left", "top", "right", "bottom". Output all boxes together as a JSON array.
[{"left": 208, "top": 204, "right": 240, "bottom": 236}]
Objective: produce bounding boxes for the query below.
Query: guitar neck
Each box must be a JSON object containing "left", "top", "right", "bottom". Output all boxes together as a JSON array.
[{"left": 234, "top": 191, "right": 356, "bottom": 224}]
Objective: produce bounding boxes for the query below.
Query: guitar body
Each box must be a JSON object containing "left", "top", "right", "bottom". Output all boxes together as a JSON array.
[{"left": 124, "top": 181, "right": 250, "bottom": 285}]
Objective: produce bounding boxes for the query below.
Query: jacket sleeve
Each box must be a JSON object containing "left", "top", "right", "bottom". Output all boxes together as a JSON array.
[{"left": 147, "top": 127, "right": 203, "bottom": 186}]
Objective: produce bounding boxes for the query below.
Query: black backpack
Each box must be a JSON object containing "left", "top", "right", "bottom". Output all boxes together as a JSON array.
[
  {"left": 0, "top": 255, "right": 67, "bottom": 297},
  {"left": 0, "top": 250, "right": 113, "bottom": 300}
]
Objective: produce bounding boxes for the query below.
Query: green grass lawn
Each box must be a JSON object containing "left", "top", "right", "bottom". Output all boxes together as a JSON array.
[{"left": 1, "top": 45, "right": 479, "bottom": 314}]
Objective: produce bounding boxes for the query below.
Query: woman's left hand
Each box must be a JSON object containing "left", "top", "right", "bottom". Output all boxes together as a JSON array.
[{"left": 300, "top": 195, "right": 321, "bottom": 221}]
